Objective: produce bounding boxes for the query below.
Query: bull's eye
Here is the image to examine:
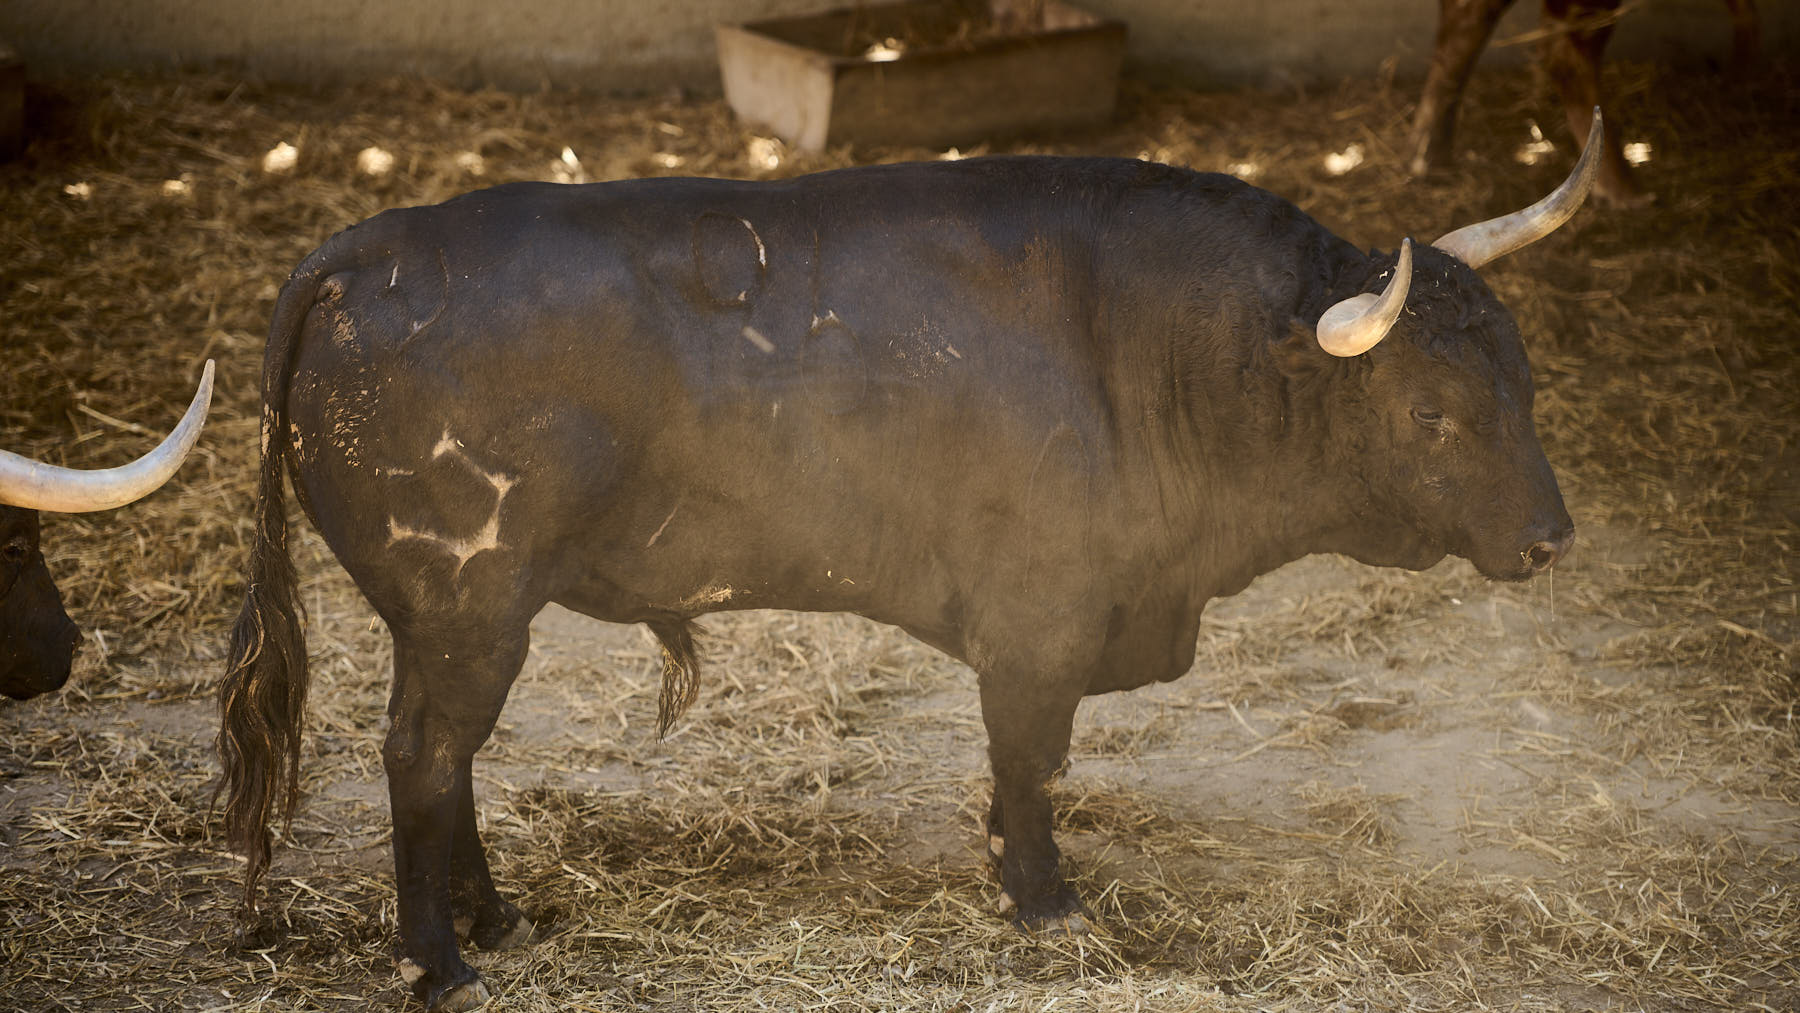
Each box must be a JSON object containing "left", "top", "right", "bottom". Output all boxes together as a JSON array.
[
  {"left": 1, "top": 541, "right": 26, "bottom": 566},
  {"left": 1410, "top": 407, "right": 1445, "bottom": 429}
]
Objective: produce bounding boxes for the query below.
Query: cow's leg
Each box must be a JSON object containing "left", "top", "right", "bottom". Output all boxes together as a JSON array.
[
  {"left": 1409, "top": 0, "right": 1514, "bottom": 177},
  {"left": 1722, "top": 0, "right": 1759, "bottom": 75},
  {"left": 384, "top": 627, "right": 529, "bottom": 1012},
  {"left": 448, "top": 755, "right": 533, "bottom": 951},
  {"left": 1541, "top": 0, "right": 1649, "bottom": 207},
  {"left": 979, "top": 668, "right": 1087, "bottom": 932}
]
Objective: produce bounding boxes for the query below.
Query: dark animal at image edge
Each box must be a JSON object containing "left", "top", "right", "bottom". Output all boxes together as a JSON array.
[
  {"left": 0, "top": 364, "right": 213, "bottom": 700},
  {"left": 218, "top": 116, "right": 1604, "bottom": 1011},
  {"left": 1411, "top": 0, "right": 1758, "bottom": 207}
]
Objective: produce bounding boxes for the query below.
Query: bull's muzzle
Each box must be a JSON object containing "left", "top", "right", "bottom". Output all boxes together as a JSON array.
[
  {"left": 0, "top": 605, "right": 79, "bottom": 702},
  {"left": 1523, "top": 527, "right": 1575, "bottom": 574}
]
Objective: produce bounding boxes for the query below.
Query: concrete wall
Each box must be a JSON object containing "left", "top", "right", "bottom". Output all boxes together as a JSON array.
[{"left": 0, "top": 0, "right": 1788, "bottom": 93}]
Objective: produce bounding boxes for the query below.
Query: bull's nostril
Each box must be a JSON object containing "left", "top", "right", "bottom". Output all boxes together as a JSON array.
[{"left": 1526, "top": 540, "right": 1561, "bottom": 571}]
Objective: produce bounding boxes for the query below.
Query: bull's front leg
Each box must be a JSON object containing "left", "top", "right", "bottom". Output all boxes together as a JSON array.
[{"left": 978, "top": 667, "right": 1089, "bottom": 933}]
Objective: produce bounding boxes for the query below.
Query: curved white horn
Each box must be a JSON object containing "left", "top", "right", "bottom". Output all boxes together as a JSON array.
[
  {"left": 0, "top": 359, "right": 215, "bottom": 513},
  {"left": 1317, "top": 239, "right": 1412, "bottom": 357},
  {"left": 1433, "top": 109, "right": 1604, "bottom": 268}
]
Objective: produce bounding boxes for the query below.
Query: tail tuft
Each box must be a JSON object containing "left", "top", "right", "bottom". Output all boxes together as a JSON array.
[{"left": 649, "top": 619, "right": 702, "bottom": 737}]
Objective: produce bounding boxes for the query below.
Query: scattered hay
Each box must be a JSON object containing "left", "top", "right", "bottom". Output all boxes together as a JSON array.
[{"left": 1, "top": 56, "right": 1796, "bottom": 1012}]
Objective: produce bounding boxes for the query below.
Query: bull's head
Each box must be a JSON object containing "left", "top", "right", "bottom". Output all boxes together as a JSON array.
[
  {"left": 1309, "top": 116, "right": 1600, "bottom": 582},
  {"left": 0, "top": 362, "right": 213, "bottom": 700}
]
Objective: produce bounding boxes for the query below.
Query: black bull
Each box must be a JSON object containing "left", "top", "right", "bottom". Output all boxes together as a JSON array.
[
  {"left": 0, "top": 507, "right": 80, "bottom": 698},
  {"left": 1, "top": 364, "right": 213, "bottom": 700},
  {"left": 219, "top": 149, "right": 1595, "bottom": 1010}
]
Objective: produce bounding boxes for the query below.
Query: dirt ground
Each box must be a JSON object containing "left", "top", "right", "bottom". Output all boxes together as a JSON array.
[{"left": 1, "top": 58, "right": 1796, "bottom": 1012}]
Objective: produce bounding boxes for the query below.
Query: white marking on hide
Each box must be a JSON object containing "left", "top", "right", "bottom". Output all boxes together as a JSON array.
[
  {"left": 645, "top": 505, "right": 679, "bottom": 548},
  {"left": 738, "top": 216, "right": 767, "bottom": 267},
  {"left": 385, "top": 430, "right": 517, "bottom": 581},
  {"left": 432, "top": 429, "right": 464, "bottom": 459},
  {"left": 389, "top": 262, "right": 400, "bottom": 289},
  {"left": 741, "top": 325, "right": 775, "bottom": 354},
  {"left": 677, "top": 585, "right": 736, "bottom": 610},
  {"left": 387, "top": 514, "right": 505, "bottom": 581},
  {"left": 397, "top": 958, "right": 426, "bottom": 986}
]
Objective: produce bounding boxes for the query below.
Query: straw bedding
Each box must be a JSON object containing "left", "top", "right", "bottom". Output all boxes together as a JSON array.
[{"left": 0, "top": 58, "right": 1794, "bottom": 1011}]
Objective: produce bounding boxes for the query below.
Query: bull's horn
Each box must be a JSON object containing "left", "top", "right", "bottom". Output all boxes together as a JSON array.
[
  {"left": 1317, "top": 238, "right": 1412, "bottom": 357},
  {"left": 0, "top": 359, "right": 214, "bottom": 513},
  {"left": 1432, "top": 109, "right": 1603, "bottom": 268}
]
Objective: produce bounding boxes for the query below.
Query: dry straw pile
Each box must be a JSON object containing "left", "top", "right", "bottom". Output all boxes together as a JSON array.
[{"left": 1, "top": 58, "right": 1795, "bottom": 1012}]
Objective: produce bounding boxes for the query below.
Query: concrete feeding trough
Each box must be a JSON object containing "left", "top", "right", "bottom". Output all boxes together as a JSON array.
[{"left": 716, "top": 0, "right": 1126, "bottom": 153}]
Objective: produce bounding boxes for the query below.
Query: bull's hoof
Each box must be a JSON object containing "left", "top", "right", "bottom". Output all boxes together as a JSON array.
[
  {"left": 455, "top": 900, "right": 535, "bottom": 951},
  {"left": 1023, "top": 910, "right": 1092, "bottom": 936},
  {"left": 1006, "top": 887, "right": 1090, "bottom": 936},
  {"left": 399, "top": 958, "right": 490, "bottom": 1012},
  {"left": 429, "top": 979, "right": 491, "bottom": 1013},
  {"left": 473, "top": 909, "right": 534, "bottom": 952},
  {"left": 998, "top": 885, "right": 1090, "bottom": 936}
]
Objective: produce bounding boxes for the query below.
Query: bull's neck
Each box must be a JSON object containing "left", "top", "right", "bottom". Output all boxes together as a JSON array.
[
  {"left": 1168, "top": 400, "right": 1361, "bottom": 601},
  {"left": 1133, "top": 255, "right": 1373, "bottom": 602}
]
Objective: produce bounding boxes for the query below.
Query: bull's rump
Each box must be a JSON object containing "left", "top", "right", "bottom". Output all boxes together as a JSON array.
[{"left": 280, "top": 162, "right": 1143, "bottom": 640}]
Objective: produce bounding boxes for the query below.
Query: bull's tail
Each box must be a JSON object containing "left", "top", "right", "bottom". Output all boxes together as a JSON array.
[
  {"left": 649, "top": 618, "right": 702, "bottom": 736},
  {"left": 215, "top": 263, "right": 326, "bottom": 913}
]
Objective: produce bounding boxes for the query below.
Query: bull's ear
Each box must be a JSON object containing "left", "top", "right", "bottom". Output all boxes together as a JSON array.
[{"left": 1273, "top": 317, "right": 1327, "bottom": 374}]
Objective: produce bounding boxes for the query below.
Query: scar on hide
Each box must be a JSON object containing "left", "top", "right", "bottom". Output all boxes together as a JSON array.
[
  {"left": 800, "top": 309, "right": 869, "bottom": 416},
  {"left": 385, "top": 428, "right": 517, "bottom": 581},
  {"left": 741, "top": 325, "right": 776, "bottom": 354},
  {"left": 692, "top": 211, "right": 767, "bottom": 307},
  {"left": 396, "top": 249, "right": 450, "bottom": 345},
  {"left": 742, "top": 216, "right": 767, "bottom": 267},
  {"left": 645, "top": 504, "right": 680, "bottom": 548}
]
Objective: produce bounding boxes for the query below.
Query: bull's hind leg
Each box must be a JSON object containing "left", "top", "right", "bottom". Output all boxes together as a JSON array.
[
  {"left": 450, "top": 755, "right": 534, "bottom": 950},
  {"left": 383, "top": 626, "right": 531, "bottom": 1012}
]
